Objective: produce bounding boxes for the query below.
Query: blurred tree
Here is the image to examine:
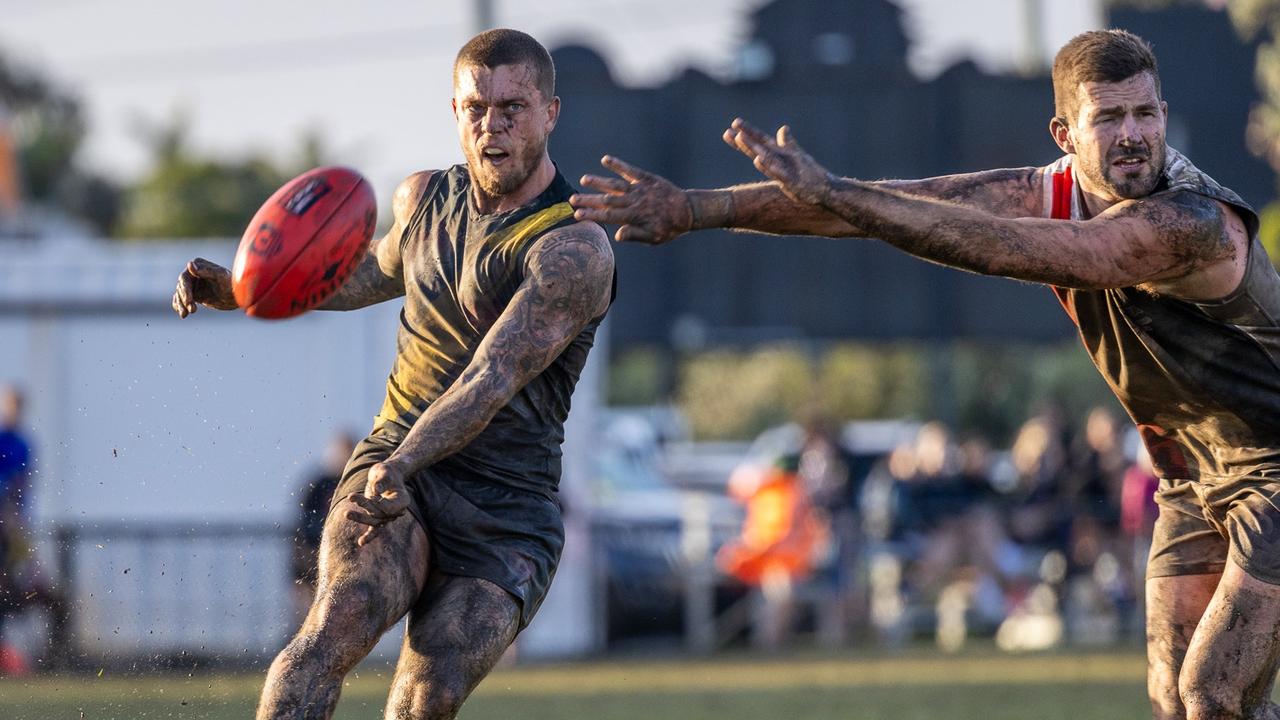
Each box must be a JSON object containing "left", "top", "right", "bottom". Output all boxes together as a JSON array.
[
  {"left": 671, "top": 341, "right": 1112, "bottom": 442},
  {"left": 117, "top": 111, "right": 327, "bottom": 240},
  {"left": 0, "top": 48, "right": 121, "bottom": 234},
  {"left": 678, "top": 345, "right": 814, "bottom": 440},
  {"left": 607, "top": 346, "right": 667, "bottom": 406}
]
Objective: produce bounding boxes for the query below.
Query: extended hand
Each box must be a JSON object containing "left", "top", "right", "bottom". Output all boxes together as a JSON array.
[
  {"left": 346, "top": 460, "right": 412, "bottom": 547},
  {"left": 723, "top": 118, "right": 833, "bottom": 206},
  {"left": 570, "top": 156, "right": 693, "bottom": 245},
  {"left": 172, "top": 258, "right": 238, "bottom": 318}
]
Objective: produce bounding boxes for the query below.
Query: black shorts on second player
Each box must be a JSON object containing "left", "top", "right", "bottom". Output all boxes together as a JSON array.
[{"left": 328, "top": 424, "right": 564, "bottom": 630}]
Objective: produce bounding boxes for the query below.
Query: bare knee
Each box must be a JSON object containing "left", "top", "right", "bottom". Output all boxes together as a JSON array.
[
  {"left": 1179, "top": 672, "right": 1243, "bottom": 720},
  {"left": 1149, "top": 670, "right": 1185, "bottom": 720},
  {"left": 388, "top": 673, "right": 468, "bottom": 720},
  {"left": 282, "top": 580, "right": 388, "bottom": 675}
]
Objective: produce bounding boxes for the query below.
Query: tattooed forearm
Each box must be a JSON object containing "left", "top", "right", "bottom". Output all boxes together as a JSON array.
[
  {"left": 317, "top": 246, "right": 405, "bottom": 311},
  {"left": 812, "top": 176, "right": 1228, "bottom": 289},
  {"left": 386, "top": 223, "right": 614, "bottom": 473},
  {"left": 711, "top": 168, "right": 1042, "bottom": 238}
]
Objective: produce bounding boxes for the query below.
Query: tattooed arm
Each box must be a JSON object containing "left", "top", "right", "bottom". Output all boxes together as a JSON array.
[
  {"left": 732, "top": 121, "right": 1239, "bottom": 292},
  {"left": 344, "top": 221, "right": 615, "bottom": 544},
  {"left": 317, "top": 170, "right": 435, "bottom": 310}
]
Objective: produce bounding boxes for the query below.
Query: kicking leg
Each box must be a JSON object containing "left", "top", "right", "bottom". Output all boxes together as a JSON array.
[
  {"left": 1146, "top": 573, "right": 1219, "bottom": 720},
  {"left": 1178, "top": 559, "right": 1280, "bottom": 720},
  {"left": 383, "top": 574, "right": 521, "bottom": 720},
  {"left": 258, "top": 497, "right": 429, "bottom": 720}
]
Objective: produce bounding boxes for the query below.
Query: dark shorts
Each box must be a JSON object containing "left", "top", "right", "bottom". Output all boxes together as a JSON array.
[
  {"left": 328, "top": 425, "right": 564, "bottom": 630},
  {"left": 1149, "top": 472, "right": 1280, "bottom": 585}
]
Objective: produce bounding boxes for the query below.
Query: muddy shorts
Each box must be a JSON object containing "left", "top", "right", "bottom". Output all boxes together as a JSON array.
[
  {"left": 328, "top": 424, "right": 564, "bottom": 630},
  {"left": 1149, "top": 473, "right": 1280, "bottom": 585}
]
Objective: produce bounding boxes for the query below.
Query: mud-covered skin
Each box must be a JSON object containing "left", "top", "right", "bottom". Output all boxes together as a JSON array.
[
  {"left": 1147, "top": 574, "right": 1219, "bottom": 719},
  {"left": 383, "top": 575, "right": 520, "bottom": 720},
  {"left": 571, "top": 153, "right": 1043, "bottom": 243},
  {"left": 171, "top": 258, "right": 238, "bottom": 317},
  {"left": 257, "top": 498, "right": 429, "bottom": 720},
  {"left": 1145, "top": 563, "right": 1280, "bottom": 720},
  {"left": 317, "top": 172, "right": 435, "bottom": 312},
  {"left": 719, "top": 118, "right": 1240, "bottom": 295}
]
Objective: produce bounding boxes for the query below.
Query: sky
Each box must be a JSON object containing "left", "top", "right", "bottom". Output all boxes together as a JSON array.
[{"left": 2, "top": 0, "right": 1103, "bottom": 206}]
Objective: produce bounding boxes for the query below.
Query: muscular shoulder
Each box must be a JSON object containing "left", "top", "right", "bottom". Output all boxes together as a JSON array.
[
  {"left": 391, "top": 171, "right": 439, "bottom": 226},
  {"left": 525, "top": 220, "right": 615, "bottom": 316},
  {"left": 1107, "top": 190, "right": 1233, "bottom": 263},
  {"left": 1098, "top": 190, "right": 1246, "bottom": 295}
]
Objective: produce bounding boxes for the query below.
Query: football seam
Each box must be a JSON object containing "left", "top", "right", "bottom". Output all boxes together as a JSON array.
[{"left": 245, "top": 176, "right": 363, "bottom": 317}]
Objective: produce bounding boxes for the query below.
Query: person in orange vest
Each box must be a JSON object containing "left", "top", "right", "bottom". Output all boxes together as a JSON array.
[{"left": 718, "top": 455, "right": 829, "bottom": 587}]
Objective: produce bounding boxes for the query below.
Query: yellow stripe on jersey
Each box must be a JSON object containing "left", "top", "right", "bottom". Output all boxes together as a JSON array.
[{"left": 485, "top": 202, "right": 575, "bottom": 256}]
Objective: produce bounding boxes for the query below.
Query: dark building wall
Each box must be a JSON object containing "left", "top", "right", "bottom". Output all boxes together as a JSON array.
[{"left": 549, "top": 0, "right": 1272, "bottom": 352}]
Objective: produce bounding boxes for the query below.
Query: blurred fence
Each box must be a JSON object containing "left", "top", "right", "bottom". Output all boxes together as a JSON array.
[{"left": 53, "top": 521, "right": 295, "bottom": 668}]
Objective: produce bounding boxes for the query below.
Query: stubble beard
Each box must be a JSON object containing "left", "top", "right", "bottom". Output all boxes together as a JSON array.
[
  {"left": 469, "top": 137, "right": 548, "bottom": 200},
  {"left": 1079, "top": 143, "right": 1166, "bottom": 201}
]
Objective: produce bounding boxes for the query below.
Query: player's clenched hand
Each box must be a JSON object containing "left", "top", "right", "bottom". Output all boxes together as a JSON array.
[
  {"left": 570, "top": 156, "right": 693, "bottom": 245},
  {"left": 172, "top": 258, "right": 238, "bottom": 318},
  {"left": 723, "top": 118, "right": 833, "bottom": 207},
  {"left": 346, "top": 460, "right": 412, "bottom": 547}
]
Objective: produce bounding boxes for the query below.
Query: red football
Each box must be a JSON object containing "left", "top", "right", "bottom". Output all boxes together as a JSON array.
[{"left": 232, "top": 166, "right": 377, "bottom": 319}]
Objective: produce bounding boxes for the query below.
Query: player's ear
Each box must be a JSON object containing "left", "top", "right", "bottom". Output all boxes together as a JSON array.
[
  {"left": 451, "top": 97, "right": 459, "bottom": 120},
  {"left": 546, "top": 96, "right": 561, "bottom": 132},
  {"left": 1049, "top": 115, "right": 1074, "bottom": 155}
]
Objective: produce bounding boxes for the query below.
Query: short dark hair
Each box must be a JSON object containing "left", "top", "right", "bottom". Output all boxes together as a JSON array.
[
  {"left": 1052, "top": 29, "right": 1160, "bottom": 122},
  {"left": 454, "top": 28, "right": 555, "bottom": 101}
]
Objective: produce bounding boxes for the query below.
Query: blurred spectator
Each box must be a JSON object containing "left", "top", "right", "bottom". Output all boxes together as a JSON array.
[
  {"left": 861, "top": 424, "right": 1013, "bottom": 649},
  {"left": 0, "top": 385, "right": 32, "bottom": 516},
  {"left": 1056, "top": 407, "right": 1130, "bottom": 641},
  {"left": 291, "top": 432, "right": 356, "bottom": 622},
  {"left": 718, "top": 454, "right": 829, "bottom": 650},
  {"left": 1121, "top": 442, "right": 1159, "bottom": 629},
  {"left": 1005, "top": 413, "right": 1069, "bottom": 550},
  {"left": 0, "top": 383, "right": 68, "bottom": 672},
  {"left": 794, "top": 415, "right": 859, "bottom": 645},
  {"left": 1063, "top": 408, "right": 1126, "bottom": 567},
  {"left": 0, "top": 383, "right": 31, "bottom": 663}
]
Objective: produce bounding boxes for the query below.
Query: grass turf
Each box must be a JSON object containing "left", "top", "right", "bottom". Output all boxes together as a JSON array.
[{"left": 0, "top": 649, "right": 1152, "bottom": 719}]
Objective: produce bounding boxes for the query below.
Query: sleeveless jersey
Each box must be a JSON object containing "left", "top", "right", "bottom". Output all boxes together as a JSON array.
[
  {"left": 1043, "top": 149, "right": 1280, "bottom": 481},
  {"left": 376, "top": 164, "right": 605, "bottom": 495}
]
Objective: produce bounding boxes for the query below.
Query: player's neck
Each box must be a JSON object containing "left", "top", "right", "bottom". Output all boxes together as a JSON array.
[
  {"left": 1074, "top": 176, "right": 1122, "bottom": 220},
  {"left": 472, "top": 155, "right": 556, "bottom": 215}
]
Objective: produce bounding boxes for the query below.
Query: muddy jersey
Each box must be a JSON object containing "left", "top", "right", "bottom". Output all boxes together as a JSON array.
[
  {"left": 375, "top": 164, "right": 605, "bottom": 496},
  {"left": 1043, "top": 149, "right": 1280, "bottom": 481}
]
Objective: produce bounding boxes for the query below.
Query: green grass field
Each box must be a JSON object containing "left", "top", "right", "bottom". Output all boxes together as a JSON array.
[{"left": 0, "top": 649, "right": 1153, "bottom": 719}]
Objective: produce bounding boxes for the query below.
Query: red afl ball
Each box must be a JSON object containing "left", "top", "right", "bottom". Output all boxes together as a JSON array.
[{"left": 232, "top": 166, "right": 377, "bottom": 319}]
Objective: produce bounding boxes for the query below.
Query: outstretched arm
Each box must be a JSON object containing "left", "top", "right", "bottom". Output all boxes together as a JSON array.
[
  {"left": 344, "top": 221, "right": 615, "bottom": 544},
  {"left": 569, "top": 139, "right": 1041, "bottom": 243},
  {"left": 729, "top": 120, "right": 1233, "bottom": 290}
]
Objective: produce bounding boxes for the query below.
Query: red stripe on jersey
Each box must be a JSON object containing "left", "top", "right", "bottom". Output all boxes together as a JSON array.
[
  {"left": 1048, "top": 163, "right": 1078, "bottom": 323},
  {"left": 1050, "top": 166, "right": 1073, "bottom": 220}
]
